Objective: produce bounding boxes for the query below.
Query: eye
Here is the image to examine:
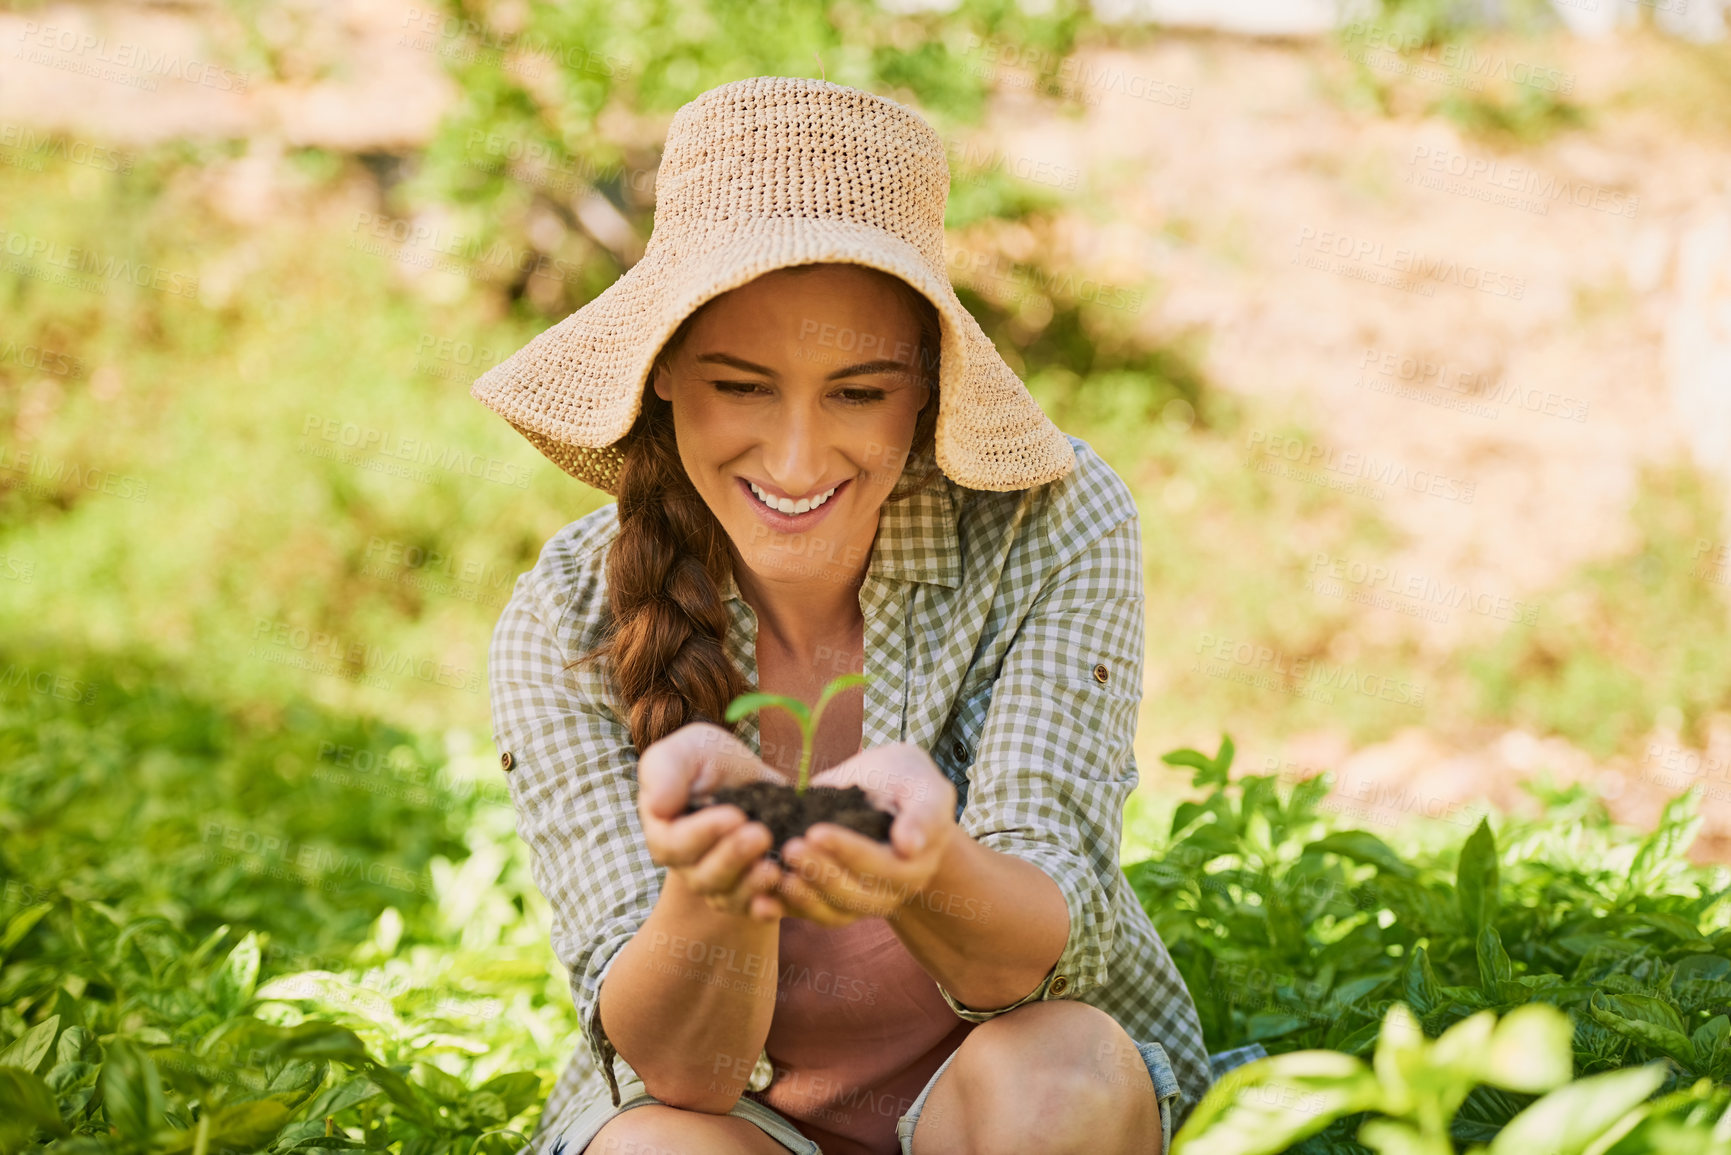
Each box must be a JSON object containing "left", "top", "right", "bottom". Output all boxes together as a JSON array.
[
  {"left": 712, "top": 381, "right": 767, "bottom": 397},
  {"left": 834, "top": 388, "right": 886, "bottom": 404}
]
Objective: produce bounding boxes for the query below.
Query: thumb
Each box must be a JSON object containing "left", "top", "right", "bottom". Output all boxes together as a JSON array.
[
  {"left": 638, "top": 729, "right": 701, "bottom": 819},
  {"left": 892, "top": 813, "right": 928, "bottom": 856}
]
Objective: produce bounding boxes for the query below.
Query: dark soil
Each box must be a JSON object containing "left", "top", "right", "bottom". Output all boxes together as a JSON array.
[{"left": 683, "top": 782, "right": 894, "bottom": 863}]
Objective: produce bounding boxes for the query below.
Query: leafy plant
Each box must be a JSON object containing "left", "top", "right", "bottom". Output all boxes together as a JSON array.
[
  {"left": 1129, "top": 733, "right": 1731, "bottom": 1150},
  {"left": 723, "top": 673, "right": 873, "bottom": 795},
  {"left": 1171, "top": 1001, "right": 1700, "bottom": 1155}
]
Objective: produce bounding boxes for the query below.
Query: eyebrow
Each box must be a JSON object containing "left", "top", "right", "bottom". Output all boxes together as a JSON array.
[{"left": 694, "top": 352, "right": 915, "bottom": 382}]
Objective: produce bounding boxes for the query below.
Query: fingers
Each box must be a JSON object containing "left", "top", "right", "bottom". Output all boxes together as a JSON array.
[
  {"left": 782, "top": 837, "right": 889, "bottom": 917},
  {"left": 647, "top": 804, "right": 744, "bottom": 869},
  {"left": 639, "top": 722, "right": 758, "bottom": 820},
  {"left": 772, "top": 862, "right": 856, "bottom": 927},
  {"left": 748, "top": 894, "right": 785, "bottom": 922},
  {"left": 808, "top": 742, "right": 956, "bottom": 817},
  {"left": 703, "top": 857, "right": 784, "bottom": 919},
  {"left": 890, "top": 805, "right": 948, "bottom": 859},
  {"left": 685, "top": 819, "right": 775, "bottom": 898}
]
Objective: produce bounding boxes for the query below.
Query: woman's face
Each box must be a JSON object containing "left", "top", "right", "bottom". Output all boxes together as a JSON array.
[{"left": 652, "top": 263, "right": 932, "bottom": 592}]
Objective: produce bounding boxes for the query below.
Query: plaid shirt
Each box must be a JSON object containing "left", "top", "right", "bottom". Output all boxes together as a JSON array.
[{"left": 487, "top": 435, "right": 1217, "bottom": 1144}]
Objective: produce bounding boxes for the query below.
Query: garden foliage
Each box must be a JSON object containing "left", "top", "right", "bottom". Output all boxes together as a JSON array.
[
  {"left": 1132, "top": 737, "right": 1731, "bottom": 1152},
  {"left": 6, "top": 655, "right": 1731, "bottom": 1152}
]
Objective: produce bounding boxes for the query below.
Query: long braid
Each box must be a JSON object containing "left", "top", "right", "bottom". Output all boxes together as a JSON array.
[{"left": 573, "top": 387, "right": 748, "bottom": 754}]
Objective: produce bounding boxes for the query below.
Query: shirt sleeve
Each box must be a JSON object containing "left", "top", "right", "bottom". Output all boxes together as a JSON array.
[
  {"left": 487, "top": 560, "right": 662, "bottom": 1109},
  {"left": 937, "top": 492, "right": 1145, "bottom": 1021}
]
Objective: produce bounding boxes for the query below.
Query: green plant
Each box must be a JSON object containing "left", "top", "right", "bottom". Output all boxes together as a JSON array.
[
  {"left": 1171, "top": 1000, "right": 1707, "bottom": 1155},
  {"left": 723, "top": 673, "right": 872, "bottom": 795},
  {"left": 1128, "top": 733, "right": 1731, "bottom": 1150}
]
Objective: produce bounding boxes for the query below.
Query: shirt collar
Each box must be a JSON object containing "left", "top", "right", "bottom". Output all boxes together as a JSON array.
[{"left": 864, "top": 476, "right": 963, "bottom": 588}]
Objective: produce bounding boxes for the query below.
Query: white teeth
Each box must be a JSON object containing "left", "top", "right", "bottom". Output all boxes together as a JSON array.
[{"left": 748, "top": 480, "right": 838, "bottom": 515}]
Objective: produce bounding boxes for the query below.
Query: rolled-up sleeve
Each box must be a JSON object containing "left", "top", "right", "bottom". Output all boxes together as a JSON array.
[
  {"left": 938, "top": 486, "right": 1145, "bottom": 1020},
  {"left": 488, "top": 555, "right": 662, "bottom": 1108}
]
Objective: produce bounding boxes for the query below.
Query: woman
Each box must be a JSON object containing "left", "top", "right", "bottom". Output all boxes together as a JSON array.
[{"left": 474, "top": 76, "right": 1242, "bottom": 1155}]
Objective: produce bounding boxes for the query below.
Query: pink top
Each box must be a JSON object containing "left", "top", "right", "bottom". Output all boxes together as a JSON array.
[{"left": 751, "top": 914, "right": 976, "bottom": 1155}]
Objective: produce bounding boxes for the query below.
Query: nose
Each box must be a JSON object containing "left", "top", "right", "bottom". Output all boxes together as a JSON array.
[{"left": 761, "top": 397, "right": 831, "bottom": 498}]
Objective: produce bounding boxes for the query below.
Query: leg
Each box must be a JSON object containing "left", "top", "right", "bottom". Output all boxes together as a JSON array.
[
  {"left": 585, "top": 1104, "right": 798, "bottom": 1154},
  {"left": 909, "top": 1001, "right": 1162, "bottom": 1155}
]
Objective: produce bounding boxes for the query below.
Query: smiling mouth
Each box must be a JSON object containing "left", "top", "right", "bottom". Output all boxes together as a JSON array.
[{"left": 744, "top": 478, "right": 845, "bottom": 515}]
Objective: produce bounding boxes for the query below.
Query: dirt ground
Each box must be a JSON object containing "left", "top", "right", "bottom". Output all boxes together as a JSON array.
[{"left": 987, "top": 33, "right": 1731, "bottom": 858}]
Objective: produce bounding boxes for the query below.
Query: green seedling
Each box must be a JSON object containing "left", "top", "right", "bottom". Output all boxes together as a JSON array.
[{"left": 724, "top": 672, "right": 873, "bottom": 795}]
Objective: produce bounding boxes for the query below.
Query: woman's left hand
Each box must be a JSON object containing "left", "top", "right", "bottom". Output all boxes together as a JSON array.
[{"left": 773, "top": 742, "right": 958, "bottom": 928}]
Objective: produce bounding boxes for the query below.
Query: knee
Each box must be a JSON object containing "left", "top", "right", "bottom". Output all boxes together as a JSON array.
[
  {"left": 954, "top": 1003, "right": 1145, "bottom": 1151},
  {"left": 584, "top": 1104, "right": 696, "bottom": 1155}
]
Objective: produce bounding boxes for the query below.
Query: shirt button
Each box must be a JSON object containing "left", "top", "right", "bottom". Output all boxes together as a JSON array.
[
  {"left": 1049, "top": 974, "right": 1070, "bottom": 996},
  {"left": 951, "top": 739, "right": 968, "bottom": 761},
  {"left": 1092, "top": 663, "right": 1109, "bottom": 684},
  {"left": 500, "top": 751, "right": 515, "bottom": 772}
]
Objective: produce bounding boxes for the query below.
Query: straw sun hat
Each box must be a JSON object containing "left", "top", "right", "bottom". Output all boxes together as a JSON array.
[{"left": 468, "top": 73, "right": 1076, "bottom": 495}]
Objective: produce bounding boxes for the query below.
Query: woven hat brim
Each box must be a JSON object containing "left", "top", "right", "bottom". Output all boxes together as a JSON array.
[{"left": 471, "top": 216, "right": 1075, "bottom": 494}]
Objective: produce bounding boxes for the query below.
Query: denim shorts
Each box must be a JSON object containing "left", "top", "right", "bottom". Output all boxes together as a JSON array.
[{"left": 550, "top": 1037, "right": 1182, "bottom": 1155}]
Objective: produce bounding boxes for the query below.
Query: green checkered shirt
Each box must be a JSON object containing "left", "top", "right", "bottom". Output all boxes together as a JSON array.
[{"left": 487, "top": 434, "right": 1215, "bottom": 1143}]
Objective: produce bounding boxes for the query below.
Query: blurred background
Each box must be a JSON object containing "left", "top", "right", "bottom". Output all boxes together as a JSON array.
[{"left": 3, "top": 0, "right": 1730, "bottom": 1147}]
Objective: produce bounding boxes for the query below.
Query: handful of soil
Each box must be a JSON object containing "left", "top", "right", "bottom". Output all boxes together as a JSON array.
[{"left": 683, "top": 782, "right": 894, "bottom": 864}]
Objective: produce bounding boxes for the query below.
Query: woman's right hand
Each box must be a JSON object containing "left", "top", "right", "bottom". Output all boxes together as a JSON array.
[{"left": 638, "top": 722, "right": 788, "bottom": 923}]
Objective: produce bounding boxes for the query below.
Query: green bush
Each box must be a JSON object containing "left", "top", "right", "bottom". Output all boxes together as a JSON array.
[
  {"left": 1133, "top": 737, "right": 1731, "bottom": 1152},
  {"left": 6, "top": 646, "right": 1730, "bottom": 1151}
]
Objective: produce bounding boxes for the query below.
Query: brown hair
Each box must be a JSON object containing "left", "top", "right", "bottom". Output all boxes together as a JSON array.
[{"left": 569, "top": 263, "right": 942, "bottom": 755}]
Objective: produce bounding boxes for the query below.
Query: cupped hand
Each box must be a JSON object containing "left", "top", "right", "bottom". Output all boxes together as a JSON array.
[
  {"left": 774, "top": 742, "right": 958, "bottom": 928},
  {"left": 638, "top": 721, "right": 790, "bottom": 923}
]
